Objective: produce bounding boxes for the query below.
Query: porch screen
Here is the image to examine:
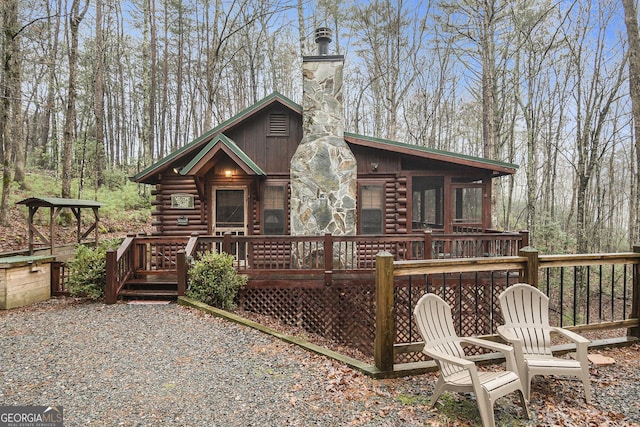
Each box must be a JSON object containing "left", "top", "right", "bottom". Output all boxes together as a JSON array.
[
  {"left": 360, "top": 185, "right": 384, "bottom": 234},
  {"left": 263, "top": 185, "right": 286, "bottom": 235},
  {"left": 412, "top": 177, "right": 443, "bottom": 230},
  {"left": 454, "top": 187, "right": 482, "bottom": 223}
]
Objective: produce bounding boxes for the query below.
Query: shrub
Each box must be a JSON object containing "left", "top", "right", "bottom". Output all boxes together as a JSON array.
[
  {"left": 187, "top": 250, "right": 247, "bottom": 310},
  {"left": 66, "top": 239, "right": 121, "bottom": 300}
]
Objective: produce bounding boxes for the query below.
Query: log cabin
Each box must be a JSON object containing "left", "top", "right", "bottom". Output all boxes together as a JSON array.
[{"left": 132, "top": 28, "right": 517, "bottom": 247}]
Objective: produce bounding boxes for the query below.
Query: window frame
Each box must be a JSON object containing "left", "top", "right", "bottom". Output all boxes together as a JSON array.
[
  {"left": 358, "top": 181, "right": 385, "bottom": 235},
  {"left": 261, "top": 181, "right": 288, "bottom": 235}
]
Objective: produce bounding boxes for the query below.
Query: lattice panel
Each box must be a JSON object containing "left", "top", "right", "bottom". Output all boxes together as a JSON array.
[
  {"left": 394, "top": 274, "right": 510, "bottom": 364},
  {"left": 240, "top": 273, "right": 513, "bottom": 365},
  {"left": 240, "top": 284, "right": 376, "bottom": 356}
]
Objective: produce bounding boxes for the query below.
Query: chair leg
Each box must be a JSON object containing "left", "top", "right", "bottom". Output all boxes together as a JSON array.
[
  {"left": 582, "top": 375, "right": 592, "bottom": 403},
  {"left": 477, "top": 391, "right": 496, "bottom": 427},
  {"left": 524, "top": 373, "right": 532, "bottom": 401},
  {"left": 429, "top": 377, "right": 446, "bottom": 408},
  {"left": 518, "top": 390, "right": 530, "bottom": 419}
]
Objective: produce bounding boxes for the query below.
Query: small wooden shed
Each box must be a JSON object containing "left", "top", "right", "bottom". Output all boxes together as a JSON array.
[{"left": 16, "top": 197, "right": 104, "bottom": 255}]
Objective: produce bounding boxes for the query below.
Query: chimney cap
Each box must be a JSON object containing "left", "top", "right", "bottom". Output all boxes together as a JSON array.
[{"left": 314, "top": 27, "right": 332, "bottom": 55}]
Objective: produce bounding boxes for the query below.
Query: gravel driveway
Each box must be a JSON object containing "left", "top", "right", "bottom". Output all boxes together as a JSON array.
[
  {"left": 1, "top": 299, "right": 639, "bottom": 426},
  {"left": 1, "top": 300, "right": 422, "bottom": 426}
]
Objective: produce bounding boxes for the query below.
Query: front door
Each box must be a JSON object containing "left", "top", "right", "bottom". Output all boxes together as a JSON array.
[{"left": 212, "top": 186, "right": 248, "bottom": 259}]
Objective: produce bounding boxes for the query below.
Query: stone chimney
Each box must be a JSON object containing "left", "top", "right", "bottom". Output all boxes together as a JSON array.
[{"left": 290, "top": 28, "right": 357, "bottom": 241}]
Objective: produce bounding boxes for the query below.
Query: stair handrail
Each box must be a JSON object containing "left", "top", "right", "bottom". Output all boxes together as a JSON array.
[
  {"left": 177, "top": 233, "right": 200, "bottom": 296},
  {"left": 105, "top": 233, "right": 137, "bottom": 304}
]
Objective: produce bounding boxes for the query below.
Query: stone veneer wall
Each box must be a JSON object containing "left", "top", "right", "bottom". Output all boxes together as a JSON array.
[{"left": 290, "top": 55, "right": 357, "bottom": 238}]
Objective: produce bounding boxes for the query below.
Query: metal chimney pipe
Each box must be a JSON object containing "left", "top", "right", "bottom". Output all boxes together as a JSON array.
[{"left": 314, "top": 27, "right": 332, "bottom": 55}]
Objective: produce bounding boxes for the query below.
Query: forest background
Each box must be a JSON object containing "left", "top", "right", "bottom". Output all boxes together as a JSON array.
[{"left": 2, "top": 0, "right": 640, "bottom": 255}]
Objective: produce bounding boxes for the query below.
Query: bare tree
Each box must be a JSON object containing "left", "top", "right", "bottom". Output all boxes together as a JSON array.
[
  {"left": 62, "top": 0, "right": 89, "bottom": 199},
  {"left": 510, "top": 2, "right": 570, "bottom": 244},
  {"left": 0, "top": 0, "right": 21, "bottom": 225},
  {"left": 622, "top": 0, "right": 640, "bottom": 246},
  {"left": 94, "top": 0, "right": 106, "bottom": 188},
  {"left": 348, "top": 0, "right": 426, "bottom": 140},
  {"left": 42, "top": 0, "right": 62, "bottom": 172},
  {"left": 566, "top": 0, "right": 627, "bottom": 253}
]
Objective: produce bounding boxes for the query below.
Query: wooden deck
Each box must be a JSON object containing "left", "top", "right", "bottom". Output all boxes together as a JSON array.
[{"left": 103, "top": 230, "right": 528, "bottom": 303}]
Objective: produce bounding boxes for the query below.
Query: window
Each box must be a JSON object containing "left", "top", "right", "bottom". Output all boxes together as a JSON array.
[
  {"left": 360, "top": 185, "right": 384, "bottom": 234},
  {"left": 263, "top": 185, "right": 286, "bottom": 235},
  {"left": 412, "top": 177, "right": 443, "bottom": 230},
  {"left": 454, "top": 187, "right": 482, "bottom": 223}
]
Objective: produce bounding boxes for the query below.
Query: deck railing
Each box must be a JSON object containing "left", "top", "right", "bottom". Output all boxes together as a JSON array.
[
  {"left": 50, "top": 261, "right": 70, "bottom": 296},
  {"left": 374, "top": 246, "right": 640, "bottom": 374},
  {"left": 179, "top": 231, "right": 525, "bottom": 269}
]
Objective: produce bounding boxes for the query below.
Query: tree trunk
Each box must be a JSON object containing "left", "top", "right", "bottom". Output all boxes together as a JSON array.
[
  {"left": 42, "top": 1, "right": 61, "bottom": 172},
  {"left": 622, "top": 0, "right": 640, "bottom": 246},
  {"left": 148, "top": 0, "right": 157, "bottom": 161},
  {"left": 94, "top": 0, "right": 105, "bottom": 188},
  {"left": 0, "top": 1, "right": 20, "bottom": 225},
  {"left": 173, "top": 3, "right": 184, "bottom": 152},
  {"left": 62, "top": 0, "right": 88, "bottom": 199}
]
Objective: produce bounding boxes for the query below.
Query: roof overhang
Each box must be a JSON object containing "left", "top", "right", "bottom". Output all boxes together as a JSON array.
[
  {"left": 16, "top": 197, "right": 104, "bottom": 209},
  {"left": 344, "top": 132, "right": 518, "bottom": 177}
]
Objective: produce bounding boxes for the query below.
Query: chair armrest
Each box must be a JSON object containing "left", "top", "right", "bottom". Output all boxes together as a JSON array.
[
  {"left": 461, "top": 336, "right": 514, "bottom": 354},
  {"left": 497, "top": 325, "right": 519, "bottom": 342},
  {"left": 551, "top": 327, "right": 590, "bottom": 345},
  {"left": 423, "top": 349, "right": 475, "bottom": 370},
  {"left": 461, "top": 336, "right": 519, "bottom": 373}
]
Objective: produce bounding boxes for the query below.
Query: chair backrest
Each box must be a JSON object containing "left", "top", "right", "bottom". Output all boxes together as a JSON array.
[
  {"left": 413, "top": 293, "right": 466, "bottom": 377},
  {"left": 499, "top": 283, "right": 553, "bottom": 356}
]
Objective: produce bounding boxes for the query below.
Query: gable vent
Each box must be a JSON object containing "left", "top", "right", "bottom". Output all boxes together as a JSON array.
[{"left": 268, "top": 113, "right": 289, "bottom": 136}]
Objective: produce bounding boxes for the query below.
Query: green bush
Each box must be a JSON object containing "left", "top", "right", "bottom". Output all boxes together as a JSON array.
[
  {"left": 67, "top": 239, "right": 121, "bottom": 300},
  {"left": 187, "top": 250, "right": 247, "bottom": 310}
]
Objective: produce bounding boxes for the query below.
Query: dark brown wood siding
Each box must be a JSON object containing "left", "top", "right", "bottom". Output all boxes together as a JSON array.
[
  {"left": 225, "top": 109, "right": 303, "bottom": 174},
  {"left": 151, "top": 175, "right": 207, "bottom": 236},
  {"left": 144, "top": 103, "right": 500, "bottom": 236},
  {"left": 351, "top": 145, "right": 401, "bottom": 174}
]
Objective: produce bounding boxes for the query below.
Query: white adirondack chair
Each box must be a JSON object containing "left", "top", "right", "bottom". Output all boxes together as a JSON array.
[
  {"left": 413, "top": 293, "right": 529, "bottom": 427},
  {"left": 498, "top": 283, "right": 592, "bottom": 403}
]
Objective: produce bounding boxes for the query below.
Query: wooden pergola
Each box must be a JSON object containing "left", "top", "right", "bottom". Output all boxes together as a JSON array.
[{"left": 16, "top": 197, "right": 104, "bottom": 255}]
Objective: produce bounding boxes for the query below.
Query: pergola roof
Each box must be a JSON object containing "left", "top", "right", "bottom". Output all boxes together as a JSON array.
[
  {"left": 16, "top": 197, "right": 104, "bottom": 209},
  {"left": 16, "top": 197, "right": 104, "bottom": 255}
]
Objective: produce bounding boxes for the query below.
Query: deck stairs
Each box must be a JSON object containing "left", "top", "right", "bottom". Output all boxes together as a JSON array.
[{"left": 118, "top": 271, "right": 179, "bottom": 300}]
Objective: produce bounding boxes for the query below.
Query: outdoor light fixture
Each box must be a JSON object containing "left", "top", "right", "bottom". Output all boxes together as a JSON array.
[{"left": 224, "top": 169, "right": 233, "bottom": 178}]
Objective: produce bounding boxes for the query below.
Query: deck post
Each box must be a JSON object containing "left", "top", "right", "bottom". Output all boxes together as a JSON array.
[
  {"left": 424, "top": 230, "right": 433, "bottom": 259},
  {"left": 135, "top": 233, "right": 145, "bottom": 270},
  {"left": 177, "top": 250, "right": 187, "bottom": 296},
  {"left": 520, "top": 230, "right": 530, "bottom": 248},
  {"left": 223, "top": 232, "right": 232, "bottom": 255},
  {"left": 105, "top": 249, "right": 117, "bottom": 304},
  {"left": 375, "top": 251, "right": 395, "bottom": 373},
  {"left": 324, "top": 233, "right": 333, "bottom": 285},
  {"left": 518, "top": 246, "right": 539, "bottom": 288},
  {"left": 50, "top": 261, "right": 62, "bottom": 295},
  {"left": 630, "top": 245, "right": 640, "bottom": 338}
]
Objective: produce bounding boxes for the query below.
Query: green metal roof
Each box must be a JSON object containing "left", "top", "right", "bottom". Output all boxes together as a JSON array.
[
  {"left": 344, "top": 132, "right": 518, "bottom": 174},
  {"left": 16, "top": 197, "right": 104, "bottom": 208},
  {"left": 132, "top": 91, "right": 518, "bottom": 183},
  {"left": 181, "top": 134, "right": 266, "bottom": 176}
]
